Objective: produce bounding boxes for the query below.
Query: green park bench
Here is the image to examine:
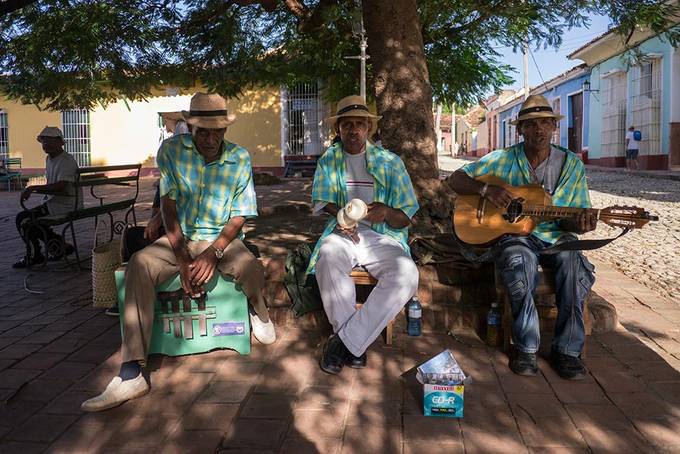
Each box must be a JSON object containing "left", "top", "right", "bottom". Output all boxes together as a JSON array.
[
  {"left": 20, "top": 163, "right": 141, "bottom": 269},
  {"left": 0, "top": 157, "right": 23, "bottom": 190}
]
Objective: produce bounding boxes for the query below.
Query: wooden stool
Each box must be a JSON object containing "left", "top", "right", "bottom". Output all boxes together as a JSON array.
[
  {"left": 495, "top": 265, "right": 591, "bottom": 357},
  {"left": 350, "top": 268, "right": 394, "bottom": 345}
]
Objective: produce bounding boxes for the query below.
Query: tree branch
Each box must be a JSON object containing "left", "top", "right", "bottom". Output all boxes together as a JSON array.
[
  {"left": 233, "top": 0, "right": 279, "bottom": 12},
  {"left": 0, "top": 0, "right": 39, "bottom": 16},
  {"left": 422, "top": 1, "right": 518, "bottom": 45}
]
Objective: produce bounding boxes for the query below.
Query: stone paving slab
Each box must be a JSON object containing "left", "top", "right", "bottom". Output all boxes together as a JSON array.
[{"left": 0, "top": 177, "right": 679, "bottom": 452}]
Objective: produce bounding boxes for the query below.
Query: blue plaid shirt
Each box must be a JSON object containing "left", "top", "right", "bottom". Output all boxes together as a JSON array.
[
  {"left": 157, "top": 134, "right": 257, "bottom": 241},
  {"left": 462, "top": 142, "right": 591, "bottom": 244},
  {"left": 307, "top": 142, "right": 419, "bottom": 274}
]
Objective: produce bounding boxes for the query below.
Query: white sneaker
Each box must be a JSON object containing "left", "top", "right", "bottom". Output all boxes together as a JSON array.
[
  {"left": 250, "top": 313, "right": 276, "bottom": 345},
  {"left": 81, "top": 373, "right": 149, "bottom": 412}
]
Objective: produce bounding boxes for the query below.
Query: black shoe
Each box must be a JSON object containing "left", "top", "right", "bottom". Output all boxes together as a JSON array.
[
  {"left": 550, "top": 350, "right": 587, "bottom": 380},
  {"left": 105, "top": 305, "right": 120, "bottom": 317},
  {"left": 510, "top": 352, "right": 538, "bottom": 376},
  {"left": 48, "top": 243, "right": 75, "bottom": 261},
  {"left": 12, "top": 254, "right": 46, "bottom": 269},
  {"left": 320, "top": 334, "right": 350, "bottom": 375},
  {"left": 346, "top": 352, "right": 367, "bottom": 369}
]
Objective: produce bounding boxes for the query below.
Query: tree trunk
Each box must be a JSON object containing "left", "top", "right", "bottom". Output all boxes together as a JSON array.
[{"left": 363, "top": 0, "right": 451, "bottom": 232}]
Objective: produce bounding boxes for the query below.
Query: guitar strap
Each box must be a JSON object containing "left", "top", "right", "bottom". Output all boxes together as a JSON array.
[{"left": 538, "top": 228, "right": 631, "bottom": 254}]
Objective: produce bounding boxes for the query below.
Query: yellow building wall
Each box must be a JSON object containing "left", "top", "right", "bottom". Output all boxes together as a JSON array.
[
  {"left": 2, "top": 86, "right": 282, "bottom": 171},
  {"left": 90, "top": 87, "right": 282, "bottom": 168},
  {"left": 0, "top": 99, "right": 60, "bottom": 169}
]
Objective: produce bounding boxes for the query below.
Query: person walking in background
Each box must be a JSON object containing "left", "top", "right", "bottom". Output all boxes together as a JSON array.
[{"left": 625, "top": 126, "right": 641, "bottom": 171}]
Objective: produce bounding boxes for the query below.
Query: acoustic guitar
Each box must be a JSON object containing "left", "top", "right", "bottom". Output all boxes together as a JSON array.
[{"left": 453, "top": 175, "right": 658, "bottom": 246}]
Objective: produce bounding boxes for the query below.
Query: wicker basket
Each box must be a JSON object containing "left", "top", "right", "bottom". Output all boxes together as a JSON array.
[{"left": 92, "top": 225, "right": 122, "bottom": 308}]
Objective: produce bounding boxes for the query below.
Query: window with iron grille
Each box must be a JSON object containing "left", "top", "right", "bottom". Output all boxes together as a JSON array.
[
  {"left": 551, "top": 98, "right": 561, "bottom": 144},
  {"left": 601, "top": 72, "right": 627, "bottom": 158},
  {"left": 281, "top": 82, "right": 324, "bottom": 156},
  {"left": 630, "top": 59, "right": 662, "bottom": 156},
  {"left": 61, "top": 109, "right": 91, "bottom": 166},
  {"left": 0, "top": 110, "right": 8, "bottom": 159}
]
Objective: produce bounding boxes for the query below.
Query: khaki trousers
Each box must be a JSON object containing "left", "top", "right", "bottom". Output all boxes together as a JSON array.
[{"left": 121, "top": 236, "right": 269, "bottom": 362}]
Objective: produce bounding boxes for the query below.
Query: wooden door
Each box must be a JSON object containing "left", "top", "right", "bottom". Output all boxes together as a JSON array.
[{"left": 568, "top": 93, "right": 583, "bottom": 152}]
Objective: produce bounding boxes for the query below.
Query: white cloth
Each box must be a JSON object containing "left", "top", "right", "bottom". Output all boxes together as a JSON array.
[
  {"left": 532, "top": 145, "right": 566, "bottom": 195},
  {"left": 626, "top": 131, "right": 640, "bottom": 150},
  {"left": 174, "top": 121, "right": 189, "bottom": 135},
  {"left": 315, "top": 229, "right": 419, "bottom": 357},
  {"left": 44, "top": 151, "right": 83, "bottom": 215},
  {"left": 313, "top": 149, "right": 375, "bottom": 230},
  {"left": 343, "top": 150, "right": 374, "bottom": 229}
]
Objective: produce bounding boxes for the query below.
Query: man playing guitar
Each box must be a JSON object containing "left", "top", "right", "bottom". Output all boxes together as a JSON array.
[{"left": 445, "top": 94, "right": 596, "bottom": 380}]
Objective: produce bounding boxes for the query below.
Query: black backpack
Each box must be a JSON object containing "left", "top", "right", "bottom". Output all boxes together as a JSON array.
[{"left": 284, "top": 242, "right": 323, "bottom": 317}]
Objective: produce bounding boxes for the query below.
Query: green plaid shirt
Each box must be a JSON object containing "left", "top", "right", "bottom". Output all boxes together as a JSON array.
[
  {"left": 157, "top": 134, "right": 257, "bottom": 242},
  {"left": 307, "top": 142, "right": 419, "bottom": 274},
  {"left": 462, "top": 142, "right": 591, "bottom": 244}
]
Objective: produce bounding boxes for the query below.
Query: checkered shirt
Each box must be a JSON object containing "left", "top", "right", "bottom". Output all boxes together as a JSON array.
[
  {"left": 157, "top": 134, "right": 257, "bottom": 242},
  {"left": 307, "top": 141, "right": 419, "bottom": 274},
  {"left": 461, "top": 142, "right": 591, "bottom": 244}
]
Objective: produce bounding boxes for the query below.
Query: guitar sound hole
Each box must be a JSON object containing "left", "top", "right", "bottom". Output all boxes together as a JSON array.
[{"left": 504, "top": 199, "right": 524, "bottom": 223}]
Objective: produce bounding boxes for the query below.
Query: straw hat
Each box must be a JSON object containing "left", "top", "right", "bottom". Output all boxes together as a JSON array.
[
  {"left": 182, "top": 93, "right": 236, "bottom": 129},
  {"left": 37, "top": 126, "right": 64, "bottom": 140},
  {"left": 510, "top": 94, "right": 564, "bottom": 126},
  {"left": 327, "top": 95, "right": 381, "bottom": 128}
]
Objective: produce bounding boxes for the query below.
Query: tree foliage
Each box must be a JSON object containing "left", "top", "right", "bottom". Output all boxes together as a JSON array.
[{"left": 0, "top": 0, "right": 678, "bottom": 111}]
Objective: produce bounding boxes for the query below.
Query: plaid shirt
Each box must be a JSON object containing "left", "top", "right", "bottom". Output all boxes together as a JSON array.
[
  {"left": 461, "top": 142, "right": 591, "bottom": 244},
  {"left": 157, "top": 134, "right": 257, "bottom": 242},
  {"left": 307, "top": 142, "right": 419, "bottom": 274}
]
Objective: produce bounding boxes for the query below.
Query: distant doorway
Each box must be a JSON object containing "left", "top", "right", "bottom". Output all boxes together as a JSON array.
[
  {"left": 568, "top": 92, "right": 583, "bottom": 153},
  {"left": 281, "top": 82, "right": 324, "bottom": 156}
]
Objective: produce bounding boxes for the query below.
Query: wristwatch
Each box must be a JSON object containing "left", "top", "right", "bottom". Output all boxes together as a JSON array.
[{"left": 210, "top": 245, "right": 224, "bottom": 259}]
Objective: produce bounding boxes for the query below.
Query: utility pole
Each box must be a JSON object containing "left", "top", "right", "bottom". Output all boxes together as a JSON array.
[
  {"left": 435, "top": 104, "right": 443, "bottom": 152},
  {"left": 346, "top": 3, "right": 370, "bottom": 99},
  {"left": 523, "top": 40, "right": 530, "bottom": 99},
  {"left": 451, "top": 104, "right": 456, "bottom": 156}
]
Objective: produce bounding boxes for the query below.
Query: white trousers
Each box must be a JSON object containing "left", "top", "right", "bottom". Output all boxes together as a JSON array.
[{"left": 315, "top": 229, "right": 419, "bottom": 357}]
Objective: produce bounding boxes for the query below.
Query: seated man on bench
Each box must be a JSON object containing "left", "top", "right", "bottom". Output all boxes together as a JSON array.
[
  {"left": 445, "top": 95, "right": 597, "bottom": 380},
  {"left": 309, "top": 95, "right": 419, "bottom": 375},
  {"left": 82, "top": 93, "right": 276, "bottom": 411},
  {"left": 13, "top": 127, "right": 80, "bottom": 268}
]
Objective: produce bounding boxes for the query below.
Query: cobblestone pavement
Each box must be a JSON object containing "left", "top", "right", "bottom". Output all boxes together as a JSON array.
[
  {"left": 438, "top": 153, "right": 680, "bottom": 304},
  {"left": 0, "top": 174, "right": 679, "bottom": 452}
]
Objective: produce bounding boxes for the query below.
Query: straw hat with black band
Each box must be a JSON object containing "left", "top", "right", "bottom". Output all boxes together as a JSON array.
[
  {"left": 510, "top": 94, "right": 564, "bottom": 126},
  {"left": 327, "top": 95, "right": 381, "bottom": 132},
  {"left": 182, "top": 93, "right": 236, "bottom": 129}
]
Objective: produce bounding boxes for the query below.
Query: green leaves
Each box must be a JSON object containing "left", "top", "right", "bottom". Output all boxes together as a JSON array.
[{"left": 0, "top": 0, "right": 677, "bottom": 110}]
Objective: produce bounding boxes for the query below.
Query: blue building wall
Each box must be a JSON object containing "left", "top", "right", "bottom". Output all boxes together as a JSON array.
[
  {"left": 494, "top": 70, "right": 591, "bottom": 152},
  {"left": 535, "top": 72, "right": 591, "bottom": 151},
  {"left": 586, "top": 32, "right": 676, "bottom": 162}
]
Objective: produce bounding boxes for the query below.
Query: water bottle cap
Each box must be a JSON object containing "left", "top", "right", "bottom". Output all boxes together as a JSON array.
[
  {"left": 412, "top": 296, "right": 419, "bottom": 302},
  {"left": 491, "top": 302, "right": 499, "bottom": 308}
]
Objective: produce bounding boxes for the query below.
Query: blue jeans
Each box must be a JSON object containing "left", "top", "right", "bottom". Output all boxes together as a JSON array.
[{"left": 493, "top": 235, "right": 595, "bottom": 357}]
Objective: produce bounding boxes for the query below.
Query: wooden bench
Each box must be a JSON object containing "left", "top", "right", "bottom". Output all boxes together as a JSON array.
[
  {"left": 0, "top": 157, "right": 22, "bottom": 190},
  {"left": 495, "top": 265, "right": 591, "bottom": 357},
  {"left": 350, "top": 268, "right": 394, "bottom": 345},
  {"left": 20, "top": 164, "right": 142, "bottom": 269},
  {"left": 283, "top": 157, "right": 318, "bottom": 178}
]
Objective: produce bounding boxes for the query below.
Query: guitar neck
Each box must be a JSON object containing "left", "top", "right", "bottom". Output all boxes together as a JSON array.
[
  {"left": 524, "top": 204, "right": 654, "bottom": 228},
  {"left": 523, "top": 205, "right": 594, "bottom": 220}
]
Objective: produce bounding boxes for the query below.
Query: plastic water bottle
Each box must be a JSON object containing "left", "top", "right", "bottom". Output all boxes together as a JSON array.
[
  {"left": 486, "top": 302, "right": 502, "bottom": 346},
  {"left": 406, "top": 296, "right": 422, "bottom": 336}
]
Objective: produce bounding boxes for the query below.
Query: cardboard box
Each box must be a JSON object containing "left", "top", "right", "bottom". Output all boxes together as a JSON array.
[
  {"left": 423, "top": 383, "right": 464, "bottom": 417},
  {"left": 417, "top": 350, "right": 468, "bottom": 418}
]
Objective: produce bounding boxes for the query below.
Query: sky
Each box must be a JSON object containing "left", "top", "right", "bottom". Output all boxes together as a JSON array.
[{"left": 497, "top": 14, "right": 613, "bottom": 92}]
